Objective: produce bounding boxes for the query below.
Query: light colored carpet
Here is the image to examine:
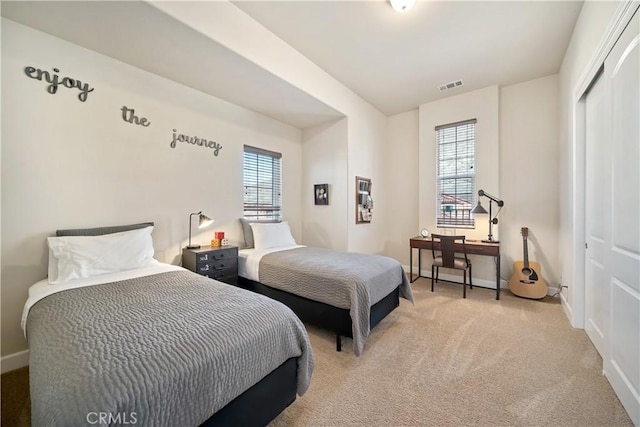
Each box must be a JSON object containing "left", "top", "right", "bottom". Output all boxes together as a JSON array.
[
  {"left": 270, "top": 278, "right": 633, "bottom": 426},
  {"left": 1, "top": 278, "right": 632, "bottom": 426}
]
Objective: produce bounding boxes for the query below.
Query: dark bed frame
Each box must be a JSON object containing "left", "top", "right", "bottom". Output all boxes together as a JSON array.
[
  {"left": 55, "top": 223, "right": 300, "bottom": 427},
  {"left": 238, "top": 277, "right": 401, "bottom": 352},
  {"left": 201, "top": 357, "right": 297, "bottom": 426}
]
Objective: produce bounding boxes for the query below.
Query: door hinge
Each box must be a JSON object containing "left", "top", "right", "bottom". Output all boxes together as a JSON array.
[{"left": 585, "top": 242, "right": 588, "bottom": 249}]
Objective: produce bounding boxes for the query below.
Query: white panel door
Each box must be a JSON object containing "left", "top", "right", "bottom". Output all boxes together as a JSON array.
[
  {"left": 603, "top": 10, "right": 640, "bottom": 425},
  {"left": 584, "top": 71, "right": 609, "bottom": 357}
]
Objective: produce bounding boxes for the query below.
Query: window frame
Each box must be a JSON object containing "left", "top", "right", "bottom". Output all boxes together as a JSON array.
[
  {"left": 435, "top": 119, "right": 477, "bottom": 229},
  {"left": 243, "top": 145, "right": 282, "bottom": 222}
]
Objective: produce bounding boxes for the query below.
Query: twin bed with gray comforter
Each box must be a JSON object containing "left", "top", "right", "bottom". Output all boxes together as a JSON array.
[
  {"left": 24, "top": 222, "right": 313, "bottom": 426},
  {"left": 26, "top": 270, "right": 313, "bottom": 426},
  {"left": 240, "top": 246, "right": 414, "bottom": 356}
]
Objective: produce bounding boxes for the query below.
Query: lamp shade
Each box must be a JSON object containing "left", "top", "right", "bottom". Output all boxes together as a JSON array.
[
  {"left": 198, "top": 213, "right": 214, "bottom": 229},
  {"left": 471, "top": 201, "right": 488, "bottom": 214}
]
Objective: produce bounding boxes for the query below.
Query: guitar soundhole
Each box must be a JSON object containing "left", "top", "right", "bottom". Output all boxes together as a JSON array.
[{"left": 520, "top": 268, "right": 539, "bottom": 284}]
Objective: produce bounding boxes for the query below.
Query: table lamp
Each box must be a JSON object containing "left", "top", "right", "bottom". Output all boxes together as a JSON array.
[
  {"left": 471, "top": 190, "right": 504, "bottom": 243},
  {"left": 187, "top": 211, "right": 214, "bottom": 249}
]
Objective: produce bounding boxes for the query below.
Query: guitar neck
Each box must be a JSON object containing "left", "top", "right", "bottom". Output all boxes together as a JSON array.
[{"left": 523, "top": 236, "right": 530, "bottom": 269}]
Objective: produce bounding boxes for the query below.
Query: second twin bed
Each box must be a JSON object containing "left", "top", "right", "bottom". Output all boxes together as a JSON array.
[{"left": 237, "top": 220, "right": 413, "bottom": 355}]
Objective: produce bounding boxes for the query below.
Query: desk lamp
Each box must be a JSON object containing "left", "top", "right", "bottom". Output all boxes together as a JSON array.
[
  {"left": 470, "top": 190, "right": 504, "bottom": 243},
  {"left": 187, "top": 211, "right": 214, "bottom": 249}
]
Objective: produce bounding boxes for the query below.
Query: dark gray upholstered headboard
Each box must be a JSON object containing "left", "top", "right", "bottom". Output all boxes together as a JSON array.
[{"left": 56, "top": 222, "right": 154, "bottom": 237}]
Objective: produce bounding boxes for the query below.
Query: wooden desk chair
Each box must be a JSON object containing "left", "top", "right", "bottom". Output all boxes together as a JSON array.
[{"left": 431, "top": 234, "right": 473, "bottom": 298}]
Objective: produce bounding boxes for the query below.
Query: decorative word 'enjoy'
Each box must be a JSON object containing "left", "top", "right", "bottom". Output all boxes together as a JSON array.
[
  {"left": 170, "top": 129, "right": 222, "bottom": 157},
  {"left": 24, "top": 66, "right": 94, "bottom": 102}
]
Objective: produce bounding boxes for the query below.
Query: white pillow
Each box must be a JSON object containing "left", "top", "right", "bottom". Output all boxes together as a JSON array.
[
  {"left": 47, "top": 226, "right": 155, "bottom": 284},
  {"left": 250, "top": 221, "right": 297, "bottom": 250}
]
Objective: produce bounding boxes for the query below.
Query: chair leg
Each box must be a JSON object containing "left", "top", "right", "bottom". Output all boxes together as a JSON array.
[
  {"left": 463, "top": 270, "right": 467, "bottom": 298},
  {"left": 435, "top": 266, "right": 439, "bottom": 283},
  {"left": 431, "top": 265, "right": 434, "bottom": 292},
  {"left": 469, "top": 264, "right": 473, "bottom": 289}
]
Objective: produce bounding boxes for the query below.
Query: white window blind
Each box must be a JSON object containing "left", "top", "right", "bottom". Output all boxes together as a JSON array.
[
  {"left": 243, "top": 145, "right": 282, "bottom": 221},
  {"left": 435, "top": 119, "right": 476, "bottom": 228}
]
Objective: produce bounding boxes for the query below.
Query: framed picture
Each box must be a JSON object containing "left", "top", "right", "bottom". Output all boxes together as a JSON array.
[
  {"left": 314, "top": 184, "right": 329, "bottom": 205},
  {"left": 356, "top": 176, "right": 372, "bottom": 223}
]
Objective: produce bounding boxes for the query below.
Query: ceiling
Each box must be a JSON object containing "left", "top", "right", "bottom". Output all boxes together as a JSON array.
[
  {"left": 1, "top": 1, "right": 344, "bottom": 128},
  {"left": 2, "top": 1, "right": 583, "bottom": 126},
  {"left": 234, "top": 0, "right": 584, "bottom": 115}
]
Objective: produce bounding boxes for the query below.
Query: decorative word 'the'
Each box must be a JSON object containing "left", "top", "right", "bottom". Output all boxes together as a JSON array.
[
  {"left": 121, "top": 106, "right": 150, "bottom": 127},
  {"left": 170, "top": 129, "right": 222, "bottom": 157},
  {"left": 24, "top": 66, "right": 94, "bottom": 102}
]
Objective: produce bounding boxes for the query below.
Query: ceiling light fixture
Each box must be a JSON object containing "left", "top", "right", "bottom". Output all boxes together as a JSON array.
[{"left": 390, "top": 0, "right": 416, "bottom": 13}]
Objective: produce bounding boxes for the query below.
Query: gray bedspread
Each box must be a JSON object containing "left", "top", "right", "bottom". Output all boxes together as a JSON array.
[
  {"left": 26, "top": 270, "right": 313, "bottom": 426},
  {"left": 258, "top": 247, "right": 413, "bottom": 356}
]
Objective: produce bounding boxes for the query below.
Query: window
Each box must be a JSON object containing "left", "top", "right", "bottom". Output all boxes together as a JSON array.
[
  {"left": 243, "top": 145, "right": 282, "bottom": 221},
  {"left": 435, "top": 119, "right": 476, "bottom": 228}
]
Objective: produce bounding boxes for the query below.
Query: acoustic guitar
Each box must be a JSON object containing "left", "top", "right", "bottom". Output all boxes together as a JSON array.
[{"left": 508, "top": 227, "right": 547, "bottom": 299}]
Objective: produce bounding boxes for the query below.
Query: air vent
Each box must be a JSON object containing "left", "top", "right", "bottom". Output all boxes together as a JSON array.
[{"left": 439, "top": 79, "right": 463, "bottom": 92}]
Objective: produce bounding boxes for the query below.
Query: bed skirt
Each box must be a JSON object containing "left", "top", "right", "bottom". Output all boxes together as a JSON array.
[{"left": 238, "top": 277, "right": 400, "bottom": 352}]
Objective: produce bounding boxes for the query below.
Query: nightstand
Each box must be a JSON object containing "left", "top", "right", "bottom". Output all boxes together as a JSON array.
[{"left": 182, "top": 245, "right": 238, "bottom": 285}]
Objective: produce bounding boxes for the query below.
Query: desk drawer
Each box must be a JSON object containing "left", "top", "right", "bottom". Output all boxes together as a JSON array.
[{"left": 466, "top": 244, "right": 499, "bottom": 256}]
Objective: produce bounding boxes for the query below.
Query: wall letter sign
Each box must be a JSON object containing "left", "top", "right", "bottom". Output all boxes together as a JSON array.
[
  {"left": 121, "top": 106, "right": 151, "bottom": 127},
  {"left": 170, "top": 129, "right": 222, "bottom": 157},
  {"left": 24, "top": 66, "right": 95, "bottom": 102}
]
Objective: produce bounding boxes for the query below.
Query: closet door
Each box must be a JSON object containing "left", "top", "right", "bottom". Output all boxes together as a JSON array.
[
  {"left": 584, "top": 71, "right": 609, "bottom": 358},
  {"left": 603, "top": 10, "right": 639, "bottom": 425}
]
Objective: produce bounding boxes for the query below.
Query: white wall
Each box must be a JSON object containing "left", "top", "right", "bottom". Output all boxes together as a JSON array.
[
  {"left": 347, "top": 111, "right": 389, "bottom": 254},
  {"left": 302, "top": 118, "right": 348, "bottom": 250},
  {"left": 383, "top": 110, "right": 419, "bottom": 266},
  {"left": 418, "top": 86, "right": 501, "bottom": 284},
  {"left": 500, "top": 75, "right": 560, "bottom": 288},
  {"left": 413, "top": 80, "right": 561, "bottom": 289},
  {"left": 1, "top": 19, "right": 303, "bottom": 356},
  {"left": 151, "top": 1, "right": 390, "bottom": 256},
  {"left": 558, "top": 1, "right": 621, "bottom": 326}
]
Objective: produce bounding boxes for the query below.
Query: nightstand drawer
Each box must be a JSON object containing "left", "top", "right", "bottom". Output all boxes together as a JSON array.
[
  {"left": 205, "top": 268, "right": 238, "bottom": 285},
  {"left": 196, "top": 258, "right": 238, "bottom": 275},
  {"left": 196, "top": 248, "right": 236, "bottom": 263}
]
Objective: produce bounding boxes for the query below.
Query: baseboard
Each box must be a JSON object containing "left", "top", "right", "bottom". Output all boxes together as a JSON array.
[
  {"left": 1, "top": 350, "right": 29, "bottom": 374},
  {"left": 561, "top": 291, "right": 575, "bottom": 325},
  {"left": 403, "top": 265, "right": 559, "bottom": 297}
]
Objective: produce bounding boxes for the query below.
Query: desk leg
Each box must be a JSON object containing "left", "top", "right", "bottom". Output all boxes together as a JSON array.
[
  {"left": 496, "top": 255, "right": 501, "bottom": 300},
  {"left": 410, "top": 247, "right": 414, "bottom": 283},
  {"left": 418, "top": 248, "right": 422, "bottom": 281}
]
